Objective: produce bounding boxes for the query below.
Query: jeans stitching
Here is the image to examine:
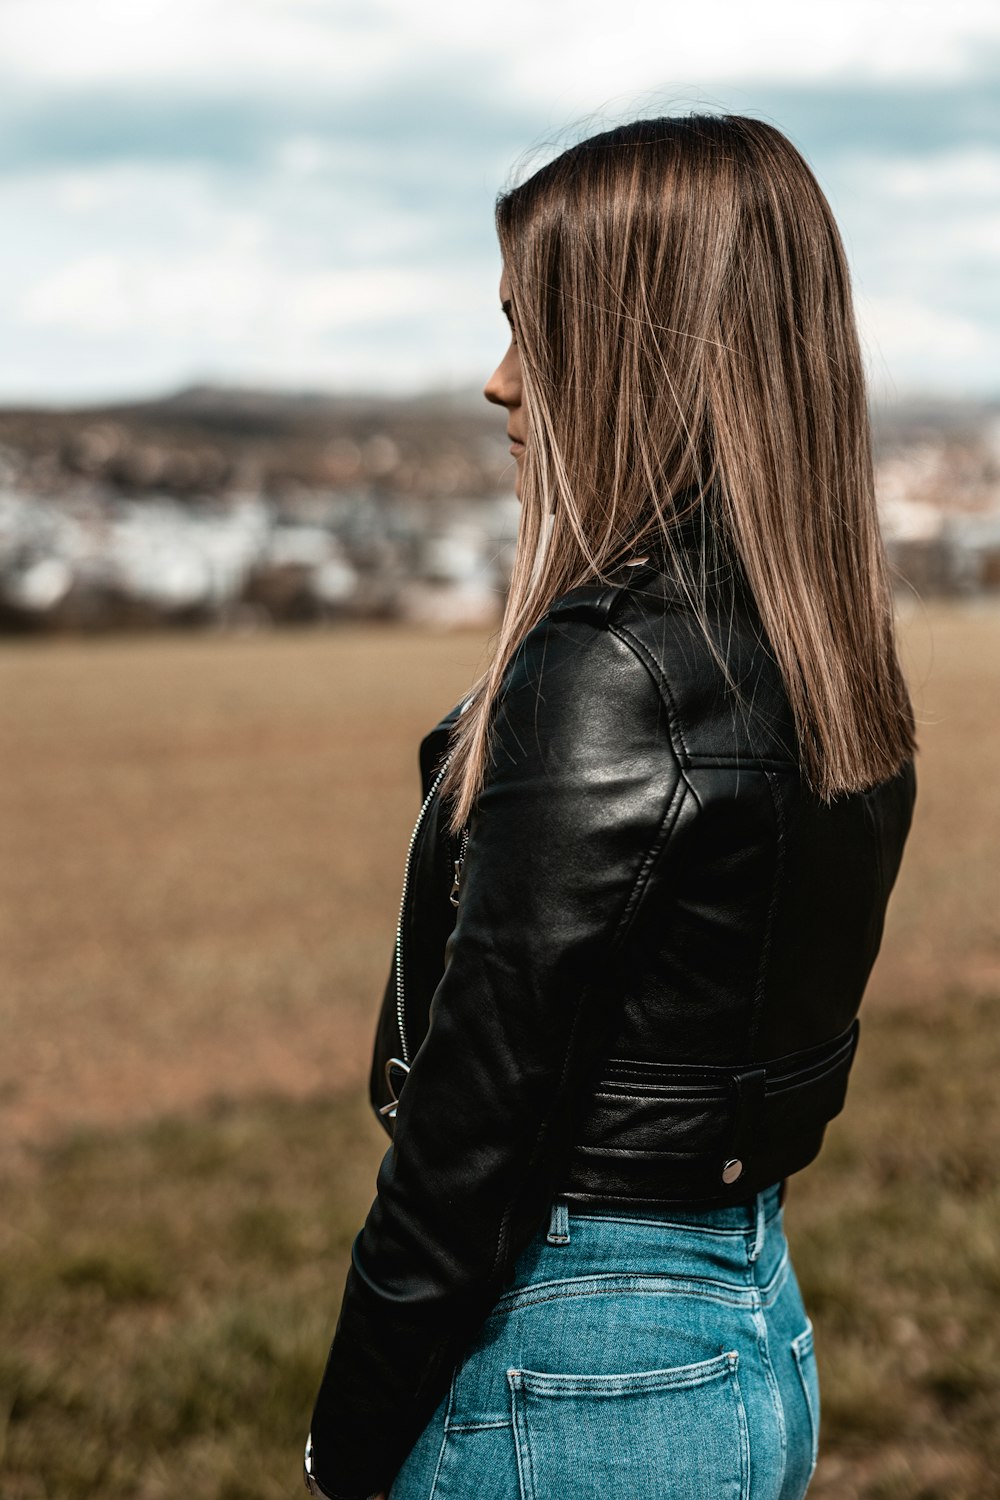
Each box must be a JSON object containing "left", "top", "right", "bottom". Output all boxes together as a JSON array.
[
  {"left": 565, "top": 1207, "right": 784, "bottom": 1236},
  {"left": 752, "top": 1298, "right": 788, "bottom": 1497},
  {"left": 791, "top": 1323, "right": 819, "bottom": 1478},
  {"left": 507, "top": 1371, "right": 532, "bottom": 1500},
  {"left": 446, "top": 1418, "right": 511, "bottom": 1433},
  {"left": 493, "top": 1240, "right": 789, "bottom": 1318},
  {"left": 510, "top": 1349, "right": 738, "bottom": 1396},
  {"left": 491, "top": 1272, "right": 765, "bottom": 1315},
  {"left": 729, "top": 1353, "right": 752, "bottom": 1500},
  {"left": 428, "top": 1368, "right": 458, "bottom": 1498},
  {"left": 759, "top": 1246, "right": 791, "bottom": 1308}
]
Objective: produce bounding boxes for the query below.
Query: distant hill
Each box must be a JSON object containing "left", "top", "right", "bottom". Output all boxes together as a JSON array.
[
  {"left": 0, "top": 381, "right": 997, "bottom": 502},
  {"left": 0, "top": 383, "right": 511, "bottom": 501},
  {"left": 871, "top": 393, "right": 1000, "bottom": 457}
]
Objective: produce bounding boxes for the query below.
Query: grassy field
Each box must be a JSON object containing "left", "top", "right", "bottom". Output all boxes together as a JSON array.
[{"left": 1, "top": 601, "right": 998, "bottom": 1499}]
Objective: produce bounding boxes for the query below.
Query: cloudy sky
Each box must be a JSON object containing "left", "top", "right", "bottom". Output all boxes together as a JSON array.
[{"left": 1, "top": 0, "right": 998, "bottom": 406}]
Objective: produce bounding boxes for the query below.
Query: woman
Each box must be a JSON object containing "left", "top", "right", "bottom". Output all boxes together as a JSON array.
[{"left": 304, "top": 113, "right": 917, "bottom": 1500}]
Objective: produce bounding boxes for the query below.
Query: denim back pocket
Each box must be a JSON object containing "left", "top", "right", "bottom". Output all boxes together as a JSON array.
[{"left": 507, "top": 1349, "right": 749, "bottom": 1500}]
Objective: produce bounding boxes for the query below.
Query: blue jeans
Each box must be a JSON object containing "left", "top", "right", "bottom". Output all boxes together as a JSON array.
[{"left": 389, "top": 1181, "right": 819, "bottom": 1499}]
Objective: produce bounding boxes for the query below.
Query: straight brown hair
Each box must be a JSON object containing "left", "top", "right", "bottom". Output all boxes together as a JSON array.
[{"left": 439, "top": 113, "right": 917, "bottom": 837}]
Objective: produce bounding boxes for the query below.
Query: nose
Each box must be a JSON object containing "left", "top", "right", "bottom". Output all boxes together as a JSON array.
[{"left": 483, "top": 340, "right": 521, "bottom": 412}]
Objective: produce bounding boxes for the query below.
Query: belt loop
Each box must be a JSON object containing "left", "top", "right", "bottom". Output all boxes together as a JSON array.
[
  {"left": 748, "top": 1190, "right": 766, "bottom": 1263},
  {"left": 546, "top": 1199, "right": 571, "bottom": 1245},
  {"left": 722, "top": 1065, "right": 767, "bottom": 1190}
]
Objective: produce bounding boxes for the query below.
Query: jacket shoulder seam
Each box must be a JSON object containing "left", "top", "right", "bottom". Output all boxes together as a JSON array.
[
  {"left": 607, "top": 619, "right": 691, "bottom": 766},
  {"left": 686, "top": 755, "right": 798, "bottom": 772},
  {"left": 601, "top": 620, "right": 703, "bottom": 943},
  {"left": 748, "top": 766, "right": 787, "bottom": 1052},
  {"left": 613, "top": 774, "right": 691, "bottom": 943}
]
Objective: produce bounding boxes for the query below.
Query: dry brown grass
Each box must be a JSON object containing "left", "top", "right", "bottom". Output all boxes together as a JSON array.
[
  {"left": 868, "top": 596, "right": 1000, "bottom": 1009},
  {"left": 2, "top": 600, "right": 998, "bottom": 1499},
  {"left": 0, "top": 621, "right": 490, "bottom": 1157}
]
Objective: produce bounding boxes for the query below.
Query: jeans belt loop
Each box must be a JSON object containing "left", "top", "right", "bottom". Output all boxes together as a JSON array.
[{"left": 546, "top": 1199, "right": 571, "bottom": 1245}]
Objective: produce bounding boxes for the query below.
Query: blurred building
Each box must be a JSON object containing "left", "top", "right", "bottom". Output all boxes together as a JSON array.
[{"left": 0, "top": 389, "right": 998, "bottom": 632}]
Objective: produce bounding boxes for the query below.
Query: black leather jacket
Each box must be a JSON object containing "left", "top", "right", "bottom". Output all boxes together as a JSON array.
[{"left": 307, "top": 530, "right": 917, "bottom": 1499}]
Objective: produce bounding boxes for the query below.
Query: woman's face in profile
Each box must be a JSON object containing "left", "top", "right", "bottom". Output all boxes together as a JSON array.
[{"left": 483, "top": 270, "right": 525, "bottom": 499}]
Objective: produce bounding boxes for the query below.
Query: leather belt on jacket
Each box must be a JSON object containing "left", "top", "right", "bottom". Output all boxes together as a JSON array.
[{"left": 555, "top": 1017, "right": 859, "bottom": 1207}]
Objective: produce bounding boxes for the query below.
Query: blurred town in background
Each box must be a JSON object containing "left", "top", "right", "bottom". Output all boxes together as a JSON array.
[{"left": 2, "top": 385, "right": 999, "bottom": 635}]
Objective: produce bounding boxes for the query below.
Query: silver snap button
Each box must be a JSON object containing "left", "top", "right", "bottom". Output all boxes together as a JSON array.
[{"left": 722, "top": 1158, "right": 744, "bottom": 1184}]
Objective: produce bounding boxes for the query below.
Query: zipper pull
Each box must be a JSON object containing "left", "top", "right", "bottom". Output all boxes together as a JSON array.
[{"left": 449, "top": 826, "right": 470, "bottom": 907}]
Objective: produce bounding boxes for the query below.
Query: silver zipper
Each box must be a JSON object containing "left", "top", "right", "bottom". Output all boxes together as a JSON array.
[
  {"left": 449, "top": 824, "right": 471, "bottom": 907},
  {"left": 394, "top": 750, "right": 457, "bottom": 1064}
]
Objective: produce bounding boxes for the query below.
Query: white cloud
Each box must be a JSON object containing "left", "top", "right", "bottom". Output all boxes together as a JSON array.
[
  {"left": 861, "top": 294, "right": 987, "bottom": 359},
  {"left": 3, "top": 0, "right": 1000, "bottom": 97},
  {"left": 833, "top": 148, "right": 1000, "bottom": 270},
  {"left": 4, "top": 130, "right": 999, "bottom": 402},
  {"left": 0, "top": 1, "right": 998, "bottom": 401},
  {"left": 5, "top": 157, "right": 499, "bottom": 398},
  {"left": 22, "top": 250, "right": 263, "bottom": 339},
  {"left": 858, "top": 291, "right": 993, "bottom": 400},
  {"left": 0, "top": 0, "right": 409, "bottom": 88},
  {"left": 18, "top": 224, "right": 483, "bottom": 343},
  {"left": 862, "top": 145, "right": 1000, "bottom": 200}
]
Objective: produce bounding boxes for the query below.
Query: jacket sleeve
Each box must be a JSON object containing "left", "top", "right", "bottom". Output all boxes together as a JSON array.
[{"left": 306, "top": 609, "right": 686, "bottom": 1500}]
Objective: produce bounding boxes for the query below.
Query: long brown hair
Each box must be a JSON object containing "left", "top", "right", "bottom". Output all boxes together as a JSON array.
[{"left": 439, "top": 113, "right": 917, "bottom": 837}]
